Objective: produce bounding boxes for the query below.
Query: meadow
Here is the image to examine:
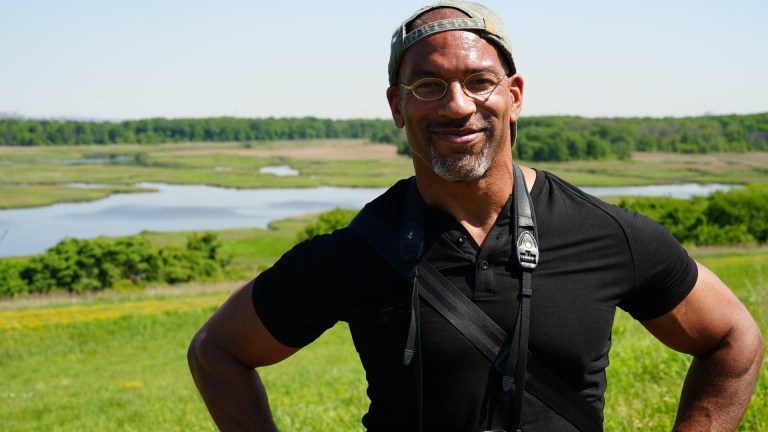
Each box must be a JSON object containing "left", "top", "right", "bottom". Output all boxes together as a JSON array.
[
  {"left": 1, "top": 141, "right": 767, "bottom": 430},
  {"left": 2, "top": 141, "right": 768, "bottom": 209},
  {"left": 1, "top": 236, "right": 766, "bottom": 431}
]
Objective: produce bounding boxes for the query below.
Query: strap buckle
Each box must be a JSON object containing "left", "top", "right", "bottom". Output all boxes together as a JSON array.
[{"left": 516, "top": 230, "right": 539, "bottom": 270}]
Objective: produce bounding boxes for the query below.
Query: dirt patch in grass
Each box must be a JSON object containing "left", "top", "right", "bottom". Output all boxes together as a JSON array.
[
  {"left": 0, "top": 146, "right": 38, "bottom": 155},
  {"left": 162, "top": 139, "right": 405, "bottom": 161},
  {"left": 633, "top": 151, "right": 768, "bottom": 168}
]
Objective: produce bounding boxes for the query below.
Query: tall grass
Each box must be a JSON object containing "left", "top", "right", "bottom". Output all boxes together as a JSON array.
[
  {"left": 0, "top": 251, "right": 765, "bottom": 431},
  {"left": 605, "top": 249, "right": 768, "bottom": 431},
  {"left": 0, "top": 287, "right": 367, "bottom": 432}
]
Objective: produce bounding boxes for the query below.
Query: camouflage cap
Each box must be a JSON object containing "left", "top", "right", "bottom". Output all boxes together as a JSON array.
[{"left": 388, "top": 0, "right": 516, "bottom": 86}]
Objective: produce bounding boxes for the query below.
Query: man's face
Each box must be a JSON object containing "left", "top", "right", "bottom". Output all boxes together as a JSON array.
[{"left": 387, "top": 30, "right": 523, "bottom": 182}]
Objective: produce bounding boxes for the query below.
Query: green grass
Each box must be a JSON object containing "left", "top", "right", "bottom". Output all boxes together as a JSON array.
[
  {"left": 1, "top": 142, "right": 766, "bottom": 429},
  {"left": 0, "top": 288, "right": 366, "bottom": 432},
  {"left": 0, "top": 296, "right": 224, "bottom": 431},
  {"left": 0, "top": 184, "right": 151, "bottom": 210},
  {"left": 1, "top": 247, "right": 765, "bottom": 431},
  {"left": 0, "top": 140, "right": 414, "bottom": 209},
  {"left": 532, "top": 152, "right": 768, "bottom": 187},
  {"left": 605, "top": 248, "right": 768, "bottom": 431},
  {"left": 137, "top": 214, "right": 318, "bottom": 276}
]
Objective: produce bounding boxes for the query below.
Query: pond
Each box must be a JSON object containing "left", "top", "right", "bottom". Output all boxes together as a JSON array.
[
  {"left": 0, "top": 182, "right": 736, "bottom": 258},
  {"left": 259, "top": 165, "right": 300, "bottom": 176}
]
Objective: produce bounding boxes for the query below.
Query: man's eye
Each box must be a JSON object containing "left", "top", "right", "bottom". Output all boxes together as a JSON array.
[
  {"left": 465, "top": 78, "right": 496, "bottom": 91},
  {"left": 414, "top": 80, "right": 443, "bottom": 91}
]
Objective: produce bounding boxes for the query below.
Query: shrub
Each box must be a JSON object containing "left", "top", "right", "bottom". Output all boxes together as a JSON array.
[
  {"left": 705, "top": 184, "right": 768, "bottom": 243},
  {"left": 297, "top": 208, "right": 358, "bottom": 243},
  {"left": 619, "top": 184, "right": 768, "bottom": 246},
  {"left": 7, "top": 232, "right": 229, "bottom": 296},
  {"left": 0, "top": 260, "right": 27, "bottom": 297}
]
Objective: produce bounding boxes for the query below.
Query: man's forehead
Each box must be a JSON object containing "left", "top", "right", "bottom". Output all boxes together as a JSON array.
[{"left": 399, "top": 30, "right": 506, "bottom": 78}]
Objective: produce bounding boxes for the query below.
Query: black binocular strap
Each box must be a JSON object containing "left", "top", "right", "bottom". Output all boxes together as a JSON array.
[{"left": 412, "top": 256, "right": 601, "bottom": 432}]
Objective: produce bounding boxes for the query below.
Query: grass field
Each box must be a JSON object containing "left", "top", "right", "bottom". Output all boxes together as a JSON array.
[
  {"left": 0, "top": 284, "right": 367, "bottom": 432},
  {"left": 2, "top": 141, "right": 768, "bottom": 209},
  {"left": 0, "top": 140, "right": 413, "bottom": 209},
  {"left": 1, "top": 144, "right": 766, "bottom": 429},
  {"left": 1, "top": 241, "right": 765, "bottom": 431}
]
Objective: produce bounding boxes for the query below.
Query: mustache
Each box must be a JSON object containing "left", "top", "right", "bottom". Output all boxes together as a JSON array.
[{"left": 425, "top": 117, "right": 487, "bottom": 131}]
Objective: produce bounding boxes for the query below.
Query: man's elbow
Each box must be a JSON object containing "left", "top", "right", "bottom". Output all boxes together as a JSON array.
[
  {"left": 712, "top": 313, "right": 764, "bottom": 380},
  {"left": 743, "top": 319, "right": 765, "bottom": 371},
  {"left": 188, "top": 329, "right": 217, "bottom": 381}
]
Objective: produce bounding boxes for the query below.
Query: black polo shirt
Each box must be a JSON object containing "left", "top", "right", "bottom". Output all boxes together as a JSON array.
[{"left": 253, "top": 170, "right": 697, "bottom": 431}]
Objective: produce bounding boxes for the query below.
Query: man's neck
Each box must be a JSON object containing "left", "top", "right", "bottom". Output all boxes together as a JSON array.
[{"left": 414, "top": 159, "right": 517, "bottom": 247}]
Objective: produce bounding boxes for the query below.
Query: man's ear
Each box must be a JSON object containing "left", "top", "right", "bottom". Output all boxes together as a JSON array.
[
  {"left": 386, "top": 86, "right": 405, "bottom": 129},
  {"left": 508, "top": 74, "right": 524, "bottom": 122}
]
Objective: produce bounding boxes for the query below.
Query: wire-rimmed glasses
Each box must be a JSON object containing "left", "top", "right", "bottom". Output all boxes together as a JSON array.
[{"left": 399, "top": 72, "right": 506, "bottom": 101}]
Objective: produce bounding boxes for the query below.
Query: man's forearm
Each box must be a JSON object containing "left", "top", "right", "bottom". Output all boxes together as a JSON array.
[
  {"left": 674, "top": 325, "right": 764, "bottom": 431},
  {"left": 188, "top": 338, "right": 279, "bottom": 431}
]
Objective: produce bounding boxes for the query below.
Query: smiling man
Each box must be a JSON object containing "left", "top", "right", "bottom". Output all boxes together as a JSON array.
[{"left": 188, "top": 2, "right": 763, "bottom": 431}]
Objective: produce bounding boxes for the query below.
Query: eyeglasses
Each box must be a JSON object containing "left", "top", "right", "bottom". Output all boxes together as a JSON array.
[{"left": 399, "top": 72, "right": 506, "bottom": 101}]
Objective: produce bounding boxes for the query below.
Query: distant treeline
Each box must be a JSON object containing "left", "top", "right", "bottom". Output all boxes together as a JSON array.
[{"left": 2, "top": 112, "right": 767, "bottom": 161}]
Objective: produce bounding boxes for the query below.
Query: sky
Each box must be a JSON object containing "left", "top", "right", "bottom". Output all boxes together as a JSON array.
[{"left": 1, "top": 0, "right": 766, "bottom": 121}]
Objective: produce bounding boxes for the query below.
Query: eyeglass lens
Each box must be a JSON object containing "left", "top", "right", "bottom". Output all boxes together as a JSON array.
[{"left": 408, "top": 72, "right": 502, "bottom": 100}]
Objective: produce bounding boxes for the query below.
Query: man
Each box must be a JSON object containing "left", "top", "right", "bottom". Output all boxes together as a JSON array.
[{"left": 188, "top": 1, "right": 763, "bottom": 430}]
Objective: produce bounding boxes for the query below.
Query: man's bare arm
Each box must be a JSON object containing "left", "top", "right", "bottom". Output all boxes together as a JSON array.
[
  {"left": 188, "top": 279, "right": 299, "bottom": 431},
  {"left": 642, "top": 261, "right": 764, "bottom": 431}
]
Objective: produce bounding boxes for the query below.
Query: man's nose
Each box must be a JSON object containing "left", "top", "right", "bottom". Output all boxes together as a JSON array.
[{"left": 438, "top": 81, "right": 475, "bottom": 118}]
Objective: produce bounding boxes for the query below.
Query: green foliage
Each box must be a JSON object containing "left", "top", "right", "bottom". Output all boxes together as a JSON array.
[
  {"left": 297, "top": 208, "right": 359, "bottom": 243},
  {"left": 0, "top": 260, "right": 26, "bottom": 296},
  {"left": 19, "top": 236, "right": 164, "bottom": 293},
  {"left": 619, "top": 184, "right": 768, "bottom": 246},
  {"left": 617, "top": 196, "right": 708, "bottom": 244},
  {"left": 0, "top": 117, "right": 404, "bottom": 148},
  {"left": 0, "top": 210, "right": 766, "bottom": 431},
  {"left": 3, "top": 233, "right": 230, "bottom": 296},
  {"left": 1, "top": 248, "right": 766, "bottom": 430},
  {"left": 705, "top": 184, "right": 768, "bottom": 243}
]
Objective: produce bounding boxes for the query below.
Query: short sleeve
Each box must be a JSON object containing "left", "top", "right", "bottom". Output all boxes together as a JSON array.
[
  {"left": 618, "top": 210, "right": 698, "bottom": 321},
  {"left": 251, "top": 232, "right": 345, "bottom": 347}
]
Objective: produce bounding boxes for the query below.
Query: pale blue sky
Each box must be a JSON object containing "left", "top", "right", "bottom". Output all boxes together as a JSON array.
[{"left": 1, "top": 0, "right": 766, "bottom": 121}]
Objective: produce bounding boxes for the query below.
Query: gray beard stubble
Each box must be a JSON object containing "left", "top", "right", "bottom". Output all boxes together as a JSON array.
[{"left": 429, "top": 130, "right": 499, "bottom": 182}]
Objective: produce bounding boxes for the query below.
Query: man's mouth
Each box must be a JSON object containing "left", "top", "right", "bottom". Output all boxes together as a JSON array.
[
  {"left": 426, "top": 117, "right": 488, "bottom": 147},
  {"left": 431, "top": 128, "right": 484, "bottom": 145}
]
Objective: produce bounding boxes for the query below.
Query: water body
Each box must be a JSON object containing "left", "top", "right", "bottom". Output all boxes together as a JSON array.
[
  {"left": 259, "top": 165, "right": 300, "bottom": 176},
  {"left": 0, "top": 156, "right": 132, "bottom": 165},
  {"left": 580, "top": 183, "right": 735, "bottom": 199},
  {"left": 0, "top": 182, "right": 736, "bottom": 258}
]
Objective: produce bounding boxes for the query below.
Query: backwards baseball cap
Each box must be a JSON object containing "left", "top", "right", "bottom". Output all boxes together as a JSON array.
[{"left": 388, "top": 0, "right": 516, "bottom": 86}]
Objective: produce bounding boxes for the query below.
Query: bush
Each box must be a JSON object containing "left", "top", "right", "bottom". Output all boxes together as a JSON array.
[
  {"left": 0, "top": 260, "right": 27, "bottom": 297},
  {"left": 297, "top": 208, "right": 359, "bottom": 243},
  {"left": 705, "top": 184, "right": 768, "bottom": 243},
  {"left": 693, "top": 223, "right": 756, "bottom": 246},
  {"left": 619, "top": 184, "right": 767, "bottom": 246},
  {"left": 618, "top": 196, "right": 707, "bottom": 244},
  {"left": 4, "top": 232, "right": 230, "bottom": 296}
]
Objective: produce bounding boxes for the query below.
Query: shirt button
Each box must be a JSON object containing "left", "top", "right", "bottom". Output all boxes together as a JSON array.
[
  {"left": 456, "top": 235, "right": 467, "bottom": 245},
  {"left": 480, "top": 260, "right": 490, "bottom": 270}
]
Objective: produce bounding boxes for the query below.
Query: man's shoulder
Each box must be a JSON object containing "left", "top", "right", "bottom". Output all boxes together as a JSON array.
[
  {"left": 359, "top": 177, "right": 412, "bottom": 225},
  {"left": 536, "top": 169, "right": 642, "bottom": 222}
]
